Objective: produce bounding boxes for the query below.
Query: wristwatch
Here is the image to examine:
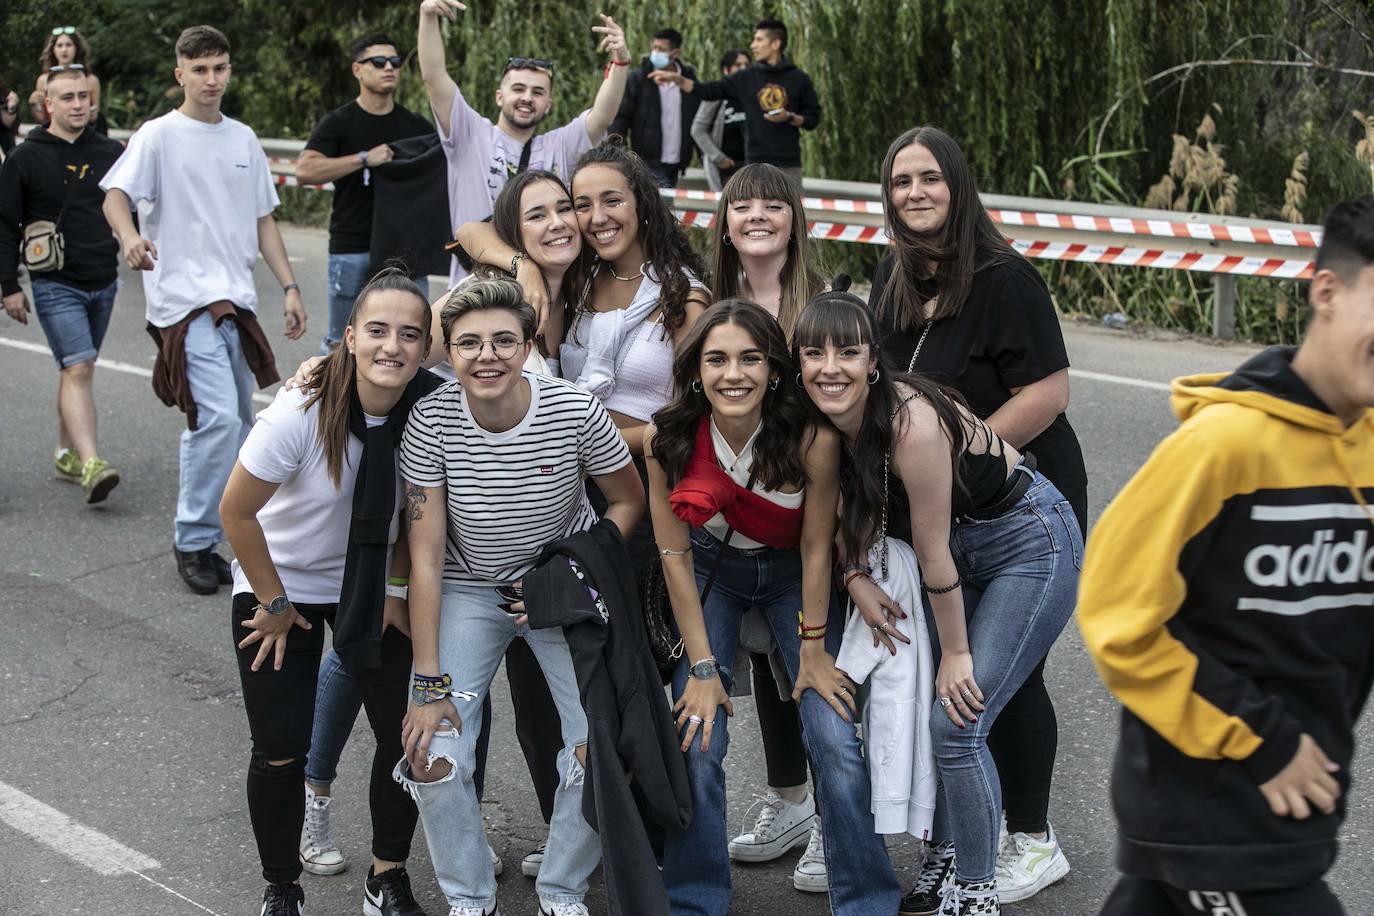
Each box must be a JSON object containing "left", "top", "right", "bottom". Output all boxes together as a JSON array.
[
  {"left": 688, "top": 657, "right": 720, "bottom": 680},
  {"left": 262, "top": 595, "right": 290, "bottom": 616},
  {"left": 357, "top": 150, "right": 369, "bottom": 167}
]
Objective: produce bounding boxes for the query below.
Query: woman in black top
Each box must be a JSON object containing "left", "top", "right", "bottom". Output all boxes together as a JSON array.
[{"left": 869, "top": 125, "right": 1086, "bottom": 907}]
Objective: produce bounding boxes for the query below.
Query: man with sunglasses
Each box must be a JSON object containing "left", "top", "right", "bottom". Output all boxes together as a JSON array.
[
  {"left": 416, "top": 0, "right": 632, "bottom": 286},
  {"left": 297, "top": 33, "right": 434, "bottom": 355}
]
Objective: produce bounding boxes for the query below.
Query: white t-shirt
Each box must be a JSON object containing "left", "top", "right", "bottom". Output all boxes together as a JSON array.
[
  {"left": 398, "top": 372, "right": 631, "bottom": 584},
  {"left": 100, "top": 109, "right": 280, "bottom": 327},
  {"left": 230, "top": 387, "right": 397, "bottom": 604},
  {"left": 702, "top": 419, "right": 804, "bottom": 550}
]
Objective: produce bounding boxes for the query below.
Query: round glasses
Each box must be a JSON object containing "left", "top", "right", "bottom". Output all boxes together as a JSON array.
[{"left": 447, "top": 336, "right": 522, "bottom": 360}]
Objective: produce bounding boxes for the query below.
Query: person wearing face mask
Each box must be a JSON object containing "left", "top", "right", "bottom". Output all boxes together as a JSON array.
[
  {"left": 608, "top": 28, "right": 700, "bottom": 188},
  {"left": 417, "top": 0, "right": 631, "bottom": 287},
  {"left": 690, "top": 49, "right": 750, "bottom": 192}
]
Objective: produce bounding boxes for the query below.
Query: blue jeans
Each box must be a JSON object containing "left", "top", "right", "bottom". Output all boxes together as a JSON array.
[
  {"left": 304, "top": 649, "right": 359, "bottom": 786},
  {"left": 174, "top": 312, "right": 255, "bottom": 551},
  {"left": 394, "top": 583, "right": 598, "bottom": 910},
  {"left": 321, "top": 251, "right": 372, "bottom": 353},
  {"left": 663, "top": 530, "right": 900, "bottom": 916},
  {"left": 925, "top": 473, "right": 1082, "bottom": 883},
  {"left": 31, "top": 278, "right": 117, "bottom": 369}
]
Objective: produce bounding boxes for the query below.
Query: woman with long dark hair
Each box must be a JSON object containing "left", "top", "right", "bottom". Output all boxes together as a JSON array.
[
  {"left": 794, "top": 289, "right": 1081, "bottom": 916},
  {"left": 870, "top": 125, "right": 1087, "bottom": 905},
  {"left": 29, "top": 27, "right": 105, "bottom": 133},
  {"left": 645, "top": 298, "right": 899, "bottom": 916},
  {"left": 220, "top": 269, "right": 438, "bottom": 916}
]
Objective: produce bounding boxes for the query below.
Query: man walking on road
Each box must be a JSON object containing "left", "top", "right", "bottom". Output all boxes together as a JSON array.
[
  {"left": 296, "top": 31, "right": 434, "bottom": 354},
  {"left": 651, "top": 18, "right": 820, "bottom": 187},
  {"left": 609, "top": 28, "right": 700, "bottom": 188},
  {"left": 101, "top": 25, "right": 307, "bottom": 596},
  {"left": 0, "top": 64, "right": 124, "bottom": 504},
  {"left": 416, "top": 0, "right": 632, "bottom": 284}
]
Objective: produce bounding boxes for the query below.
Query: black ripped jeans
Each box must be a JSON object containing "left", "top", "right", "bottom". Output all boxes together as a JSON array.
[{"left": 232, "top": 593, "right": 418, "bottom": 884}]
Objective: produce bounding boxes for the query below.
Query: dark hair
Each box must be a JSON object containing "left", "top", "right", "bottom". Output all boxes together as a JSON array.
[
  {"left": 712, "top": 164, "right": 826, "bottom": 340},
  {"left": 652, "top": 298, "right": 810, "bottom": 492},
  {"left": 719, "top": 48, "right": 749, "bottom": 73},
  {"left": 351, "top": 32, "right": 397, "bottom": 61},
  {"left": 175, "top": 25, "right": 231, "bottom": 60},
  {"left": 439, "top": 277, "right": 536, "bottom": 344},
  {"left": 485, "top": 170, "right": 584, "bottom": 319},
  {"left": 875, "top": 126, "right": 1022, "bottom": 333},
  {"left": 755, "top": 19, "right": 788, "bottom": 52},
  {"left": 40, "top": 29, "right": 91, "bottom": 71},
  {"left": 1315, "top": 195, "right": 1374, "bottom": 286},
  {"left": 792, "top": 288, "right": 976, "bottom": 565},
  {"left": 304, "top": 268, "right": 431, "bottom": 488},
  {"left": 570, "top": 142, "right": 709, "bottom": 336},
  {"left": 653, "top": 28, "right": 683, "bottom": 50}
]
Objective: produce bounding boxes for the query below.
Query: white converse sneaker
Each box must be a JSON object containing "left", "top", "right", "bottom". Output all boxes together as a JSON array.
[
  {"left": 791, "top": 818, "right": 828, "bottom": 893},
  {"left": 447, "top": 905, "right": 498, "bottom": 916},
  {"left": 488, "top": 840, "right": 503, "bottom": 877},
  {"left": 521, "top": 840, "right": 546, "bottom": 878},
  {"left": 538, "top": 898, "right": 589, "bottom": 916},
  {"left": 299, "top": 785, "right": 346, "bottom": 876},
  {"left": 994, "top": 823, "right": 1069, "bottom": 903},
  {"left": 727, "top": 791, "right": 816, "bottom": 863}
]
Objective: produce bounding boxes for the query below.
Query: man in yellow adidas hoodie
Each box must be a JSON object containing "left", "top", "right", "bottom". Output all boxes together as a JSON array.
[{"left": 1079, "top": 195, "right": 1374, "bottom": 916}]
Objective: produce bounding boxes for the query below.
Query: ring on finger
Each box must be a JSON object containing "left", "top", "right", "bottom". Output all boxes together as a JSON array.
[
  {"left": 688, "top": 714, "right": 703, "bottom": 724},
  {"left": 960, "top": 687, "right": 974, "bottom": 698},
  {"left": 938, "top": 696, "right": 952, "bottom": 709}
]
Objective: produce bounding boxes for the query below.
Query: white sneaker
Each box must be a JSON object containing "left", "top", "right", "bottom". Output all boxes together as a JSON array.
[
  {"left": 538, "top": 898, "right": 588, "bottom": 916},
  {"left": 447, "top": 905, "right": 498, "bottom": 916},
  {"left": 299, "top": 785, "right": 346, "bottom": 876},
  {"left": 791, "top": 818, "right": 828, "bottom": 893},
  {"left": 488, "top": 841, "right": 503, "bottom": 877},
  {"left": 521, "top": 840, "right": 546, "bottom": 878},
  {"left": 727, "top": 791, "right": 816, "bottom": 863},
  {"left": 994, "top": 822, "right": 1069, "bottom": 903}
]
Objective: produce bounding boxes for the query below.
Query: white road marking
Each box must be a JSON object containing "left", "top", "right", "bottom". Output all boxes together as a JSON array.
[
  {"left": 1068, "top": 368, "right": 1172, "bottom": 392},
  {"left": 0, "top": 779, "right": 160, "bottom": 875},
  {"left": 0, "top": 335, "right": 274, "bottom": 404}
]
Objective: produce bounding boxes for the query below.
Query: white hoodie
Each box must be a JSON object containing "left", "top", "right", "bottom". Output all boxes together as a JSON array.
[{"left": 835, "top": 537, "right": 937, "bottom": 839}]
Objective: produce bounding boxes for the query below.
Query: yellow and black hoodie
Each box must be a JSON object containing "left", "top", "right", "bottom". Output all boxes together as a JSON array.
[{"left": 1078, "top": 345, "right": 1374, "bottom": 892}]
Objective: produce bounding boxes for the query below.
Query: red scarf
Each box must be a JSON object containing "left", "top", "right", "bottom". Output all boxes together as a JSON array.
[{"left": 669, "top": 416, "right": 804, "bottom": 550}]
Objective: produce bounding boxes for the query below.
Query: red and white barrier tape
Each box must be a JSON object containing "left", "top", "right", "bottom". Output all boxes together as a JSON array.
[
  {"left": 1007, "top": 239, "right": 1314, "bottom": 279},
  {"left": 989, "top": 210, "right": 1322, "bottom": 249}
]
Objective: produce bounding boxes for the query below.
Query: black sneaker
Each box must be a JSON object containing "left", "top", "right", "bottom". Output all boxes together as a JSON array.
[
  {"left": 260, "top": 882, "right": 304, "bottom": 916},
  {"left": 174, "top": 547, "right": 219, "bottom": 595},
  {"left": 364, "top": 866, "right": 427, "bottom": 916},
  {"left": 209, "top": 550, "right": 233, "bottom": 585},
  {"left": 936, "top": 878, "right": 999, "bottom": 916},
  {"left": 900, "top": 842, "right": 956, "bottom": 916}
]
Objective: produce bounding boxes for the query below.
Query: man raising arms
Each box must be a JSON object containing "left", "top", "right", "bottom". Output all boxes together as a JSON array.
[
  {"left": 416, "top": 0, "right": 631, "bottom": 286},
  {"left": 101, "top": 25, "right": 307, "bottom": 596}
]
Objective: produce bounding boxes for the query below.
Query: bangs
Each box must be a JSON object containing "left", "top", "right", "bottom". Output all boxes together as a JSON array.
[
  {"left": 792, "top": 295, "right": 872, "bottom": 351},
  {"left": 722, "top": 164, "right": 797, "bottom": 207}
]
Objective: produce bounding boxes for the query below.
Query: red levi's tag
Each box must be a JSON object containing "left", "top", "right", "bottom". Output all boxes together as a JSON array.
[{"left": 540, "top": 466, "right": 554, "bottom": 474}]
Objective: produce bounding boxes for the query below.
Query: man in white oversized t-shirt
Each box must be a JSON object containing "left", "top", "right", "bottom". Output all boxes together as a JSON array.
[
  {"left": 416, "top": 0, "right": 633, "bottom": 288},
  {"left": 101, "top": 25, "right": 308, "bottom": 596}
]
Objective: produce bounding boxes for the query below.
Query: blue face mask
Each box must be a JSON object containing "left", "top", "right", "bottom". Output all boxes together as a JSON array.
[{"left": 649, "top": 50, "right": 672, "bottom": 70}]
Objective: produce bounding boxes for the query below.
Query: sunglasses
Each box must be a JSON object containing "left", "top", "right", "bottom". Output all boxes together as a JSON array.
[
  {"left": 504, "top": 56, "right": 554, "bottom": 75},
  {"left": 48, "top": 64, "right": 86, "bottom": 73},
  {"left": 358, "top": 55, "right": 403, "bottom": 70},
  {"left": 52, "top": 26, "right": 77, "bottom": 36}
]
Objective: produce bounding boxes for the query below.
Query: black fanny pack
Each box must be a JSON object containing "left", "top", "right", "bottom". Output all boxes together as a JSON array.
[{"left": 963, "top": 452, "right": 1037, "bottom": 521}]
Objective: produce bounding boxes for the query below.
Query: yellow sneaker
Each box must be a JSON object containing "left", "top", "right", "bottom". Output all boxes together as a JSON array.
[
  {"left": 54, "top": 447, "right": 82, "bottom": 483},
  {"left": 80, "top": 457, "right": 120, "bottom": 504}
]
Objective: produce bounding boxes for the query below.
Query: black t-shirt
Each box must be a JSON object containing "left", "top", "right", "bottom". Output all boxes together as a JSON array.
[
  {"left": 870, "top": 253, "right": 1088, "bottom": 507},
  {"left": 305, "top": 100, "right": 433, "bottom": 254},
  {"left": 720, "top": 102, "right": 746, "bottom": 163}
]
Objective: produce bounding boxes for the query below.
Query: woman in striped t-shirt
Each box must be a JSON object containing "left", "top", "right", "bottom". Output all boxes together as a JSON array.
[{"left": 395, "top": 278, "right": 645, "bottom": 916}]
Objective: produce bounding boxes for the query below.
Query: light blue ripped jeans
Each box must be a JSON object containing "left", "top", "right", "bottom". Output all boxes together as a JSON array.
[{"left": 393, "top": 582, "right": 598, "bottom": 911}]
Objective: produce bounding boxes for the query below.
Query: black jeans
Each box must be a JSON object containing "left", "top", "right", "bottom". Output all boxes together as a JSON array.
[
  {"left": 1102, "top": 875, "right": 1344, "bottom": 915},
  {"left": 232, "top": 593, "right": 418, "bottom": 884},
  {"left": 751, "top": 652, "right": 809, "bottom": 788}
]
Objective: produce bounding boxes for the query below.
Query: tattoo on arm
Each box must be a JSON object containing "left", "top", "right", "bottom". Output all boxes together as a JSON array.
[{"left": 404, "top": 483, "right": 427, "bottom": 522}]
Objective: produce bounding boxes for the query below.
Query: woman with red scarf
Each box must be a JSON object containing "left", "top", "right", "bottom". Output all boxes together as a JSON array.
[{"left": 643, "top": 298, "right": 900, "bottom": 916}]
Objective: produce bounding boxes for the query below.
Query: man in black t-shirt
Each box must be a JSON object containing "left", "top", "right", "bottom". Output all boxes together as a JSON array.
[{"left": 297, "top": 32, "right": 433, "bottom": 353}]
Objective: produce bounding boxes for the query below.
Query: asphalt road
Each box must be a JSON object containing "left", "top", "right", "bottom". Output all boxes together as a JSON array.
[{"left": 1, "top": 225, "right": 1369, "bottom": 915}]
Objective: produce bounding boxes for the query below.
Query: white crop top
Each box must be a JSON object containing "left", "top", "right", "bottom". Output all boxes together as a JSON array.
[{"left": 703, "top": 419, "right": 804, "bottom": 550}]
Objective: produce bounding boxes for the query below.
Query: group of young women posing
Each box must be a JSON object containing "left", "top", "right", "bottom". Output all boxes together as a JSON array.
[{"left": 224, "top": 125, "right": 1086, "bottom": 916}]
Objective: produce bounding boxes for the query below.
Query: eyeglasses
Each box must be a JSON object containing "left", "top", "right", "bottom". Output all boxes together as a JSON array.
[
  {"left": 447, "top": 335, "right": 523, "bottom": 360},
  {"left": 48, "top": 64, "right": 86, "bottom": 73},
  {"left": 504, "top": 57, "right": 555, "bottom": 75},
  {"left": 51, "top": 26, "right": 77, "bottom": 36},
  {"left": 358, "top": 55, "right": 403, "bottom": 70}
]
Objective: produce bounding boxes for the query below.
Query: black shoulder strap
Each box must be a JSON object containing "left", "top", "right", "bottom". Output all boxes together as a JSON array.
[
  {"left": 516, "top": 138, "right": 533, "bottom": 175},
  {"left": 54, "top": 162, "right": 83, "bottom": 231},
  {"left": 698, "top": 463, "right": 760, "bottom": 605}
]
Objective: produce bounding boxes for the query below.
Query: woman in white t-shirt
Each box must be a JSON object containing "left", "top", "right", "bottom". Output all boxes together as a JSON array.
[
  {"left": 396, "top": 278, "right": 644, "bottom": 916},
  {"left": 220, "top": 270, "right": 438, "bottom": 916}
]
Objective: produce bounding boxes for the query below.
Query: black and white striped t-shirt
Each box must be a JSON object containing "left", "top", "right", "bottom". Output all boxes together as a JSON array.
[{"left": 399, "top": 372, "right": 632, "bottom": 584}]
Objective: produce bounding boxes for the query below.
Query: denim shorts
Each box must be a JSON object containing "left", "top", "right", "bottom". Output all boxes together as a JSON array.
[{"left": 31, "top": 278, "right": 117, "bottom": 369}]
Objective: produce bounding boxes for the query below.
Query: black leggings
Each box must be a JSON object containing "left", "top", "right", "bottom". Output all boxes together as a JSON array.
[
  {"left": 233, "top": 594, "right": 418, "bottom": 884},
  {"left": 1102, "top": 875, "right": 1344, "bottom": 915},
  {"left": 751, "top": 652, "right": 809, "bottom": 787}
]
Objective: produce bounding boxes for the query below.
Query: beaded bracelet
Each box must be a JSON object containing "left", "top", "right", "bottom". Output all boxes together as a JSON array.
[{"left": 923, "top": 576, "right": 962, "bottom": 595}]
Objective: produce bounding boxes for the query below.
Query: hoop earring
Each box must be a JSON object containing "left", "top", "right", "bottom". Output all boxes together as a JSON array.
[
  {"left": 691, "top": 379, "right": 702, "bottom": 394},
  {"left": 868, "top": 369, "right": 880, "bottom": 386},
  {"left": 768, "top": 376, "right": 779, "bottom": 391},
  {"left": 722, "top": 233, "right": 733, "bottom": 246},
  {"left": 794, "top": 372, "right": 804, "bottom": 388}
]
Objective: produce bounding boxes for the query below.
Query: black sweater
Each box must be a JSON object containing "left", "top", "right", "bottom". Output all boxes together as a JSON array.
[
  {"left": 688, "top": 58, "right": 820, "bottom": 168},
  {"left": 0, "top": 125, "right": 123, "bottom": 297}
]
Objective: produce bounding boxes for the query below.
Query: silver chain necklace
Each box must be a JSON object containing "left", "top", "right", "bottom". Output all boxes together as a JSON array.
[{"left": 906, "top": 321, "right": 933, "bottom": 373}]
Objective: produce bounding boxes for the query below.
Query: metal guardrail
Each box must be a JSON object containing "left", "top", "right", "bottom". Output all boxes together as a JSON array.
[{"left": 30, "top": 126, "right": 1320, "bottom": 339}]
